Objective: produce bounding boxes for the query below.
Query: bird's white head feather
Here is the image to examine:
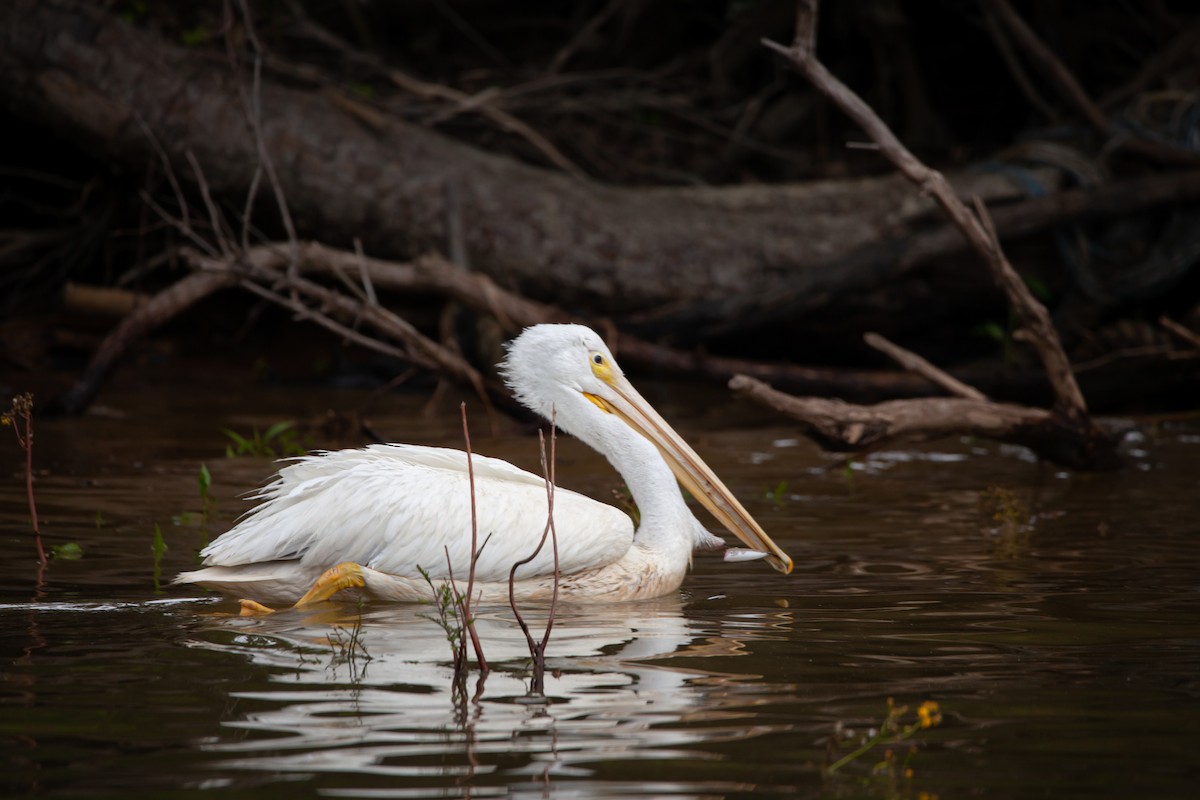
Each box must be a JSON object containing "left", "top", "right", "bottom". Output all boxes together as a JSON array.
[{"left": 501, "top": 324, "right": 620, "bottom": 429}]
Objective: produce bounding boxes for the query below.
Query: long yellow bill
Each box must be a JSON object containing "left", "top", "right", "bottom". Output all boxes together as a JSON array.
[{"left": 586, "top": 378, "right": 793, "bottom": 574}]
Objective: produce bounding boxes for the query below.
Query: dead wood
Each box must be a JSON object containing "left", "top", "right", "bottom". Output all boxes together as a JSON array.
[
  {"left": 754, "top": 0, "right": 1120, "bottom": 469},
  {"left": 7, "top": 0, "right": 1197, "bottom": 341},
  {"left": 54, "top": 234, "right": 996, "bottom": 417},
  {"left": 729, "top": 375, "right": 1120, "bottom": 470},
  {"left": 863, "top": 333, "right": 986, "bottom": 401},
  {"left": 1160, "top": 316, "right": 1200, "bottom": 352},
  {"left": 62, "top": 282, "right": 149, "bottom": 318}
]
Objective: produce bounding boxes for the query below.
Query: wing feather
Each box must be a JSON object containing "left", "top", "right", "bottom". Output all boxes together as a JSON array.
[{"left": 200, "top": 444, "right": 632, "bottom": 581}]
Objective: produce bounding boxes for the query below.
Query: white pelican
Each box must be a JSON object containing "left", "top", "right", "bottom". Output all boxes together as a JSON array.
[{"left": 175, "top": 324, "right": 792, "bottom": 607}]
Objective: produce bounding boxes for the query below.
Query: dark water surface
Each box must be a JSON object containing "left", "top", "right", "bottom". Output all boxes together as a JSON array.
[{"left": 2, "top": 379, "right": 1198, "bottom": 799}]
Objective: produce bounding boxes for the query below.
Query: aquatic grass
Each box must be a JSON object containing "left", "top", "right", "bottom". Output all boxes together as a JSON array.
[
  {"left": 151, "top": 524, "right": 168, "bottom": 593},
  {"left": 173, "top": 464, "right": 218, "bottom": 541},
  {"left": 197, "top": 463, "right": 214, "bottom": 544},
  {"left": 223, "top": 420, "right": 309, "bottom": 458},
  {"left": 198, "top": 463, "right": 213, "bottom": 517},
  {"left": 325, "top": 617, "right": 372, "bottom": 681},
  {"left": 825, "top": 698, "right": 944, "bottom": 781},
  {"left": 418, "top": 564, "right": 466, "bottom": 661},
  {"left": 52, "top": 542, "right": 83, "bottom": 560}
]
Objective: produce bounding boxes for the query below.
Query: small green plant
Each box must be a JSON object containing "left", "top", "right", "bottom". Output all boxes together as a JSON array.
[
  {"left": 198, "top": 463, "right": 213, "bottom": 512},
  {"left": 197, "top": 463, "right": 214, "bottom": 542},
  {"left": 326, "top": 618, "right": 372, "bottom": 681},
  {"left": 223, "top": 421, "right": 310, "bottom": 458},
  {"left": 764, "top": 480, "right": 789, "bottom": 507},
  {"left": 842, "top": 461, "right": 857, "bottom": 490},
  {"left": 825, "top": 698, "right": 943, "bottom": 780},
  {"left": 1024, "top": 274, "right": 1052, "bottom": 302},
  {"left": 418, "top": 565, "right": 466, "bottom": 662},
  {"left": 174, "top": 464, "right": 217, "bottom": 534},
  {"left": 151, "top": 524, "right": 168, "bottom": 594},
  {"left": 52, "top": 542, "right": 83, "bottom": 560},
  {"left": 179, "top": 27, "right": 210, "bottom": 47}
]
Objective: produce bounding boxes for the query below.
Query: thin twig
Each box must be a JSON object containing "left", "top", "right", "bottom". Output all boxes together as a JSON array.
[
  {"left": 459, "top": 402, "right": 489, "bottom": 676},
  {"left": 232, "top": 0, "right": 300, "bottom": 247},
  {"left": 5, "top": 394, "right": 46, "bottom": 565},
  {"left": 233, "top": 277, "right": 430, "bottom": 368},
  {"left": 863, "top": 332, "right": 986, "bottom": 400},
  {"left": 1160, "top": 316, "right": 1200, "bottom": 351},
  {"left": 442, "top": 545, "right": 467, "bottom": 673},
  {"left": 507, "top": 409, "right": 561, "bottom": 696},
  {"left": 185, "top": 150, "right": 234, "bottom": 257},
  {"left": 537, "top": 414, "right": 561, "bottom": 666},
  {"left": 547, "top": 0, "right": 623, "bottom": 74}
]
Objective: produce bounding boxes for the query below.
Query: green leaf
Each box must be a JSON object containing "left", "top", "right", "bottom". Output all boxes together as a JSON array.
[
  {"left": 1024, "top": 275, "right": 1052, "bottom": 301},
  {"left": 223, "top": 428, "right": 250, "bottom": 449},
  {"left": 52, "top": 542, "right": 83, "bottom": 560},
  {"left": 263, "top": 420, "right": 295, "bottom": 441},
  {"left": 976, "top": 321, "right": 1007, "bottom": 343},
  {"left": 180, "top": 26, "right": 211, "bottom": 47},
  {"left": 152, "top": 524, "right": 168, "bottom": 558}
]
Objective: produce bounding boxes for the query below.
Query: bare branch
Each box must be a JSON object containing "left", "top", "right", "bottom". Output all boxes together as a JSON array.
[
  {"left": 1160, "top": 316, "right": 1200, "bottom": 351},
  {"left": 764, "top": 7, "right": 1089, "bottom": 419},
  {"left": 755, "top": 0, "right": 1119, "bottom": 468},
  {"left": 863, "top": 333, "right": 986, "bottom": 401}
]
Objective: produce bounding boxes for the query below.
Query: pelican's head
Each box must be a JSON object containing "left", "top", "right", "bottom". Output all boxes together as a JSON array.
[{"left": 502, "top": 324, "right": 793, "bottom": 574}]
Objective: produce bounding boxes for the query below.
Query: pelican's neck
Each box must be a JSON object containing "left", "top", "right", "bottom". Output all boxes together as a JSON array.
[{"left": 569, "top": 414, "right": 695, "bottom": 560}]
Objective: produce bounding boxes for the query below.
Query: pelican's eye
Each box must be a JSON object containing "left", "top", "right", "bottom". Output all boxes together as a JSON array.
[
  {"left": 585, "top": 350, "right": 614, "bottom": 383},
  {"left": 588, "top": 351, "right": 613, "bottom": 382}
]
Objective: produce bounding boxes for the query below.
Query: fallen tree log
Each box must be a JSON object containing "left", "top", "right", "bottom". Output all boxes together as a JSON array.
[{"left": 5, "top": 0, "right": 1198, "bottom": 341}]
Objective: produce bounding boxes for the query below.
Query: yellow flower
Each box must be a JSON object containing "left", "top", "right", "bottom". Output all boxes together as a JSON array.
[{"left": 917, "top": 701, "right": 942, "bottom": 729}]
